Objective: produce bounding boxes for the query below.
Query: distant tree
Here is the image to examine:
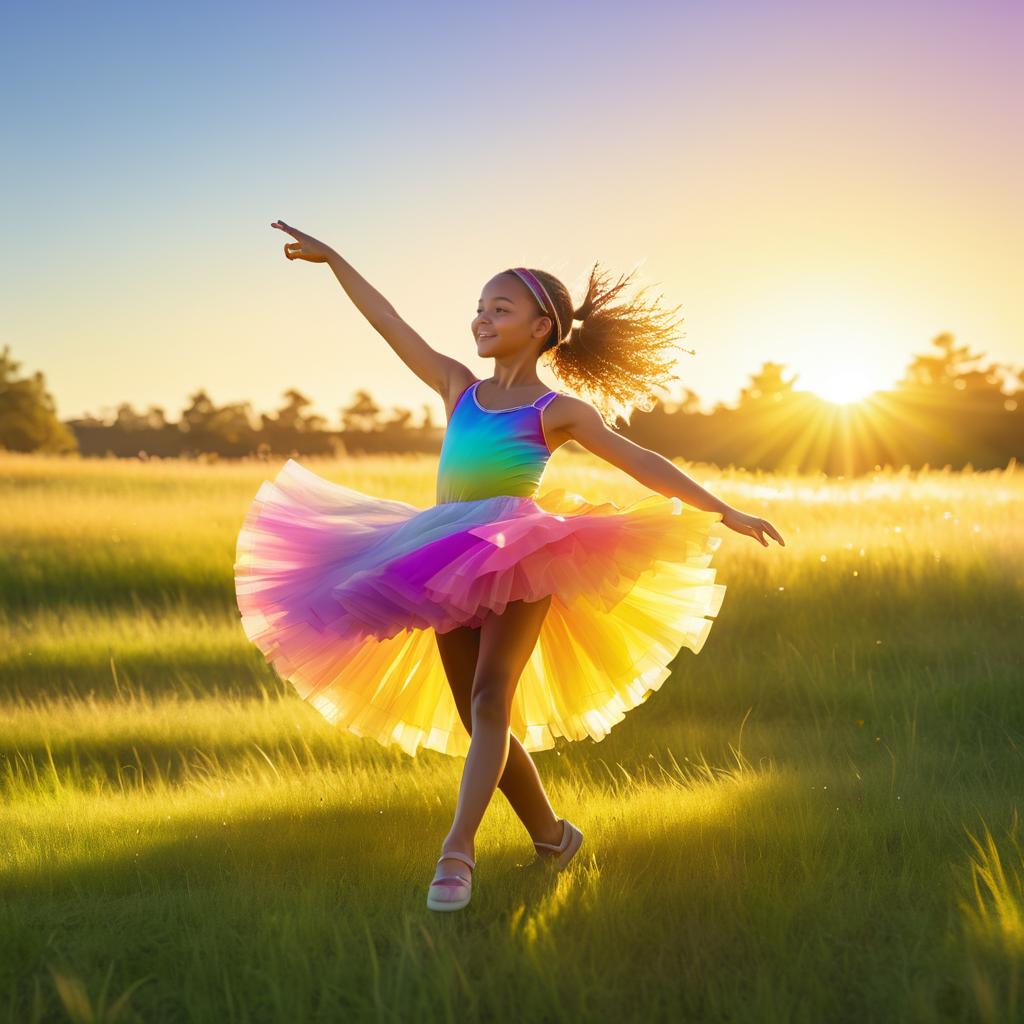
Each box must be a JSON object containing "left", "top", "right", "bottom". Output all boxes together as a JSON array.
[
  {"left": 142, "top": 405, "right": 168, "bottom": 430},
  {"left": 341, "top": 390, "right": 383, "bottom": 432},
  {"left": 208, "top": 401, "right": 260, "bottom": 445},
  {"left": 737, "top": 361, "right": 799, "bottom": 407},
  {"left": 180, "top": 389, "right": 218, "bottom": 434},
  {"left": 381, "top": 406, "right": 413, "bottom": 431},
  {"left": 114, "top": 402, "right": 151, "bottom": 432},
  {"left": 262, "top": 388, "right": 325, "bottom": 433},
  {"left": 0, "top": 345, "right": 78, "bottom": 453},
  {"left": 896, "top": 332, "right": 1014, "bottom": 397}
]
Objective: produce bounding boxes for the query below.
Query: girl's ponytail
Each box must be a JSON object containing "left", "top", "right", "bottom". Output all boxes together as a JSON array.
[{"left": 522, "top": 261, "right": 691, "bottom": 427}]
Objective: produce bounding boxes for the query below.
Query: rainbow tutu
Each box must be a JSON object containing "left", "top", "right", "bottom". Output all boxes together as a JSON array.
[{"left": 234, "top": 458, "right": 727, "bottom": 758}]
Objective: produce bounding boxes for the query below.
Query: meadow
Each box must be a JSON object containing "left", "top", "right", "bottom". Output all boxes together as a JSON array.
[{"left": 1, "top": 450, "right": 1021, "bottom": 1023}]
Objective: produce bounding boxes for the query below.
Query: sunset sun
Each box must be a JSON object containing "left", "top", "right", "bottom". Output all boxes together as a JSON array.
[{"left": 800, "top": 365, "right": 881, "bottom": 405}]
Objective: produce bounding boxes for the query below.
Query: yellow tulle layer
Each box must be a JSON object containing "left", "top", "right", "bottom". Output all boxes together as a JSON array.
[{"left": 236, "top": 464, "right": 727, "bottom": 759}]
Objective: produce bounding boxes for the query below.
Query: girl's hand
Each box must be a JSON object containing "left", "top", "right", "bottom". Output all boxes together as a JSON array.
[
  {"left": 720, "top": 506, "right": 785, "bottom": 548},
  {"left": 271, "top": 220, "right": 335, "bottom": 264}
]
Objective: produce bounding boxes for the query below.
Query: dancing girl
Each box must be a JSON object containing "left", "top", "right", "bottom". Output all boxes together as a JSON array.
[{"left": 234, "top": 221, "right": 784, "bottom": 912}]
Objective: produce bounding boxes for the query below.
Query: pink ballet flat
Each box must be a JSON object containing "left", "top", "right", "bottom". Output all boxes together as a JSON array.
[
  {"left": 533, "top": 818, "right": 584, "bottom": 870},
  {"left": 426, "top": 850, "right": 475, "bottom": 912}
]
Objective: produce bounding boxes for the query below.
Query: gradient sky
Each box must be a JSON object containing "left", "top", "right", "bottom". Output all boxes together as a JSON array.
[{"left": 3, "top": 0, "right": 1021, "bottom": 425}]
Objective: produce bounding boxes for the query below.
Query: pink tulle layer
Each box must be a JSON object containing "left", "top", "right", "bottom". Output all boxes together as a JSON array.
[{"left": 235, "top": 458, "right": 727, "bottom": 758}]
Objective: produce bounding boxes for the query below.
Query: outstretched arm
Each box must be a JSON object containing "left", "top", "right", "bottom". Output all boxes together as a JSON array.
[
  {"left": 271, "top": 220, "right": 472, "bottom": 401},
  {"left": 559, "top": 397, "right": 785, "bottom": 548}
]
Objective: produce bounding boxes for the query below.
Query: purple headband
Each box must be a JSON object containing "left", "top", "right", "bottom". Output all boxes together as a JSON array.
[{"left": 508, "top": 267, "right": 563, "bottom": 345}]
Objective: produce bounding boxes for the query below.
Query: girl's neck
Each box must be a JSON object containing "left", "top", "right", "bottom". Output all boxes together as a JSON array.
[{"left": 488, "top": 369, "right": 544, "bottom": 391}]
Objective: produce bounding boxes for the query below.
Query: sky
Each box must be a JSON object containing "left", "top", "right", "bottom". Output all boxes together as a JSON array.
[{"left": 2, "top": 0, "right": 1021, "bottom": 425}]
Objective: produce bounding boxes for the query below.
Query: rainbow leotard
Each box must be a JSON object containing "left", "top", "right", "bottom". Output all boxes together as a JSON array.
[{"left": 435, "top": 380, "right": 559, "bottom": 504}]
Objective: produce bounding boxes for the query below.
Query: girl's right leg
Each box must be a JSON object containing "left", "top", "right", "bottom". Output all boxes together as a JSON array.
[{"left": 434, "top": 623, "right": 563, "bottom": 849}]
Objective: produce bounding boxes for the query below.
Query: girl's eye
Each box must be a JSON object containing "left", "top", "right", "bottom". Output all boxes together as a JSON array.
[{"left": 476, "top": 308, "right": 507, "bottom": 314}]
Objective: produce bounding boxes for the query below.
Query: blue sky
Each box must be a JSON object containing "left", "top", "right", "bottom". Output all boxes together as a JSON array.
[{"left": 3, "top": 0, "right": 1021, "bottom": 423}]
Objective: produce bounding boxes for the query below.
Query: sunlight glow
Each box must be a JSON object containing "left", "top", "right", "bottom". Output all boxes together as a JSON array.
[
  {"left": 799, "top": 366, "right": 881, "bottom": 405},
  {"left": 727, "top": 276, "right": 907, "bottom": 412}
]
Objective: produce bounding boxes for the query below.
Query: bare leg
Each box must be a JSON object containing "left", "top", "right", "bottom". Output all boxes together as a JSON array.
[
  {"left": 434, "top": 618, "right": 563, "bottom": 848},
  {"left": 433, "top": 594, "right": 558, "bottom": 881}
]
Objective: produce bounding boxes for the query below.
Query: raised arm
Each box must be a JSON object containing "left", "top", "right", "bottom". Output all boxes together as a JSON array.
[{"left": 272, "top": 220, "right": 473, "bottom": 403}]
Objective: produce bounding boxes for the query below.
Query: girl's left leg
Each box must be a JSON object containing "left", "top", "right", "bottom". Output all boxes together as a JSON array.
[
  {"left": 435, "top": 593, "right": 553, "bottom": 879},
  {"left": 435, "top": 624, "right": 564, "bottom": 848}
]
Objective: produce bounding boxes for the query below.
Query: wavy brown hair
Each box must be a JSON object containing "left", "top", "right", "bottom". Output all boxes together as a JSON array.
[{"left": 505, "top": 261, "right": 692, "bottom": 427}]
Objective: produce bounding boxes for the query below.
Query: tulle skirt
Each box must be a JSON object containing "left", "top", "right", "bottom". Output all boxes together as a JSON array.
[{"left": 234, "top": 458, "right": 727, "bottom": 758}]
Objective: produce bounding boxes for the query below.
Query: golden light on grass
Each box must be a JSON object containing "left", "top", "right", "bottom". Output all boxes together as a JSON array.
[
  {"left": 957, "top": 816, "right": 1024, "bottom": 1022},
  {"left": 1, "top": 451, "right": 1022, "bottom": 1021},
  {"left": 959, "top": 817, "right": 1024, "bottom": 958}
]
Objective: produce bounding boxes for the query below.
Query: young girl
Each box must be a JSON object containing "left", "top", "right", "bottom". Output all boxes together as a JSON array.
[{"left": 235, "top": 220, "right": 785, "bottom": 913}]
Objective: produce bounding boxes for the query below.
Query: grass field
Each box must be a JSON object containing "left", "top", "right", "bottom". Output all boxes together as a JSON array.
[{"left": 1, "top": 451, "right": 1022, "bottom": 1023}]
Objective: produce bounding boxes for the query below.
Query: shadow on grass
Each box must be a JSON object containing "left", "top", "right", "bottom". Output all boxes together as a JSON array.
[{"left": 1, "top": 764, "right": 1001, "bottom": 1021}]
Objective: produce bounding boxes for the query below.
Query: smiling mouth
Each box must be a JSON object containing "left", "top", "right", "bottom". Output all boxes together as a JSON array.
[{"left": 477, "top": 333, "right": 496, "bottom": 339}]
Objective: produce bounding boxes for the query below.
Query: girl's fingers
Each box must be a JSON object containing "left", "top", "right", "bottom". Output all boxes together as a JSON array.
[
  {"left": 727, "top": 511, "right": 783, "bottom": 548},
  {"left": 759, "top": 519, "right": 784, "bottom": 546}
]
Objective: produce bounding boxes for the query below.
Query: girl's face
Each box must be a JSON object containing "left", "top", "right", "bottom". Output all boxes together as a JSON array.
[{"left": 472, "top": 273, "right": 552, "bottom": 358}]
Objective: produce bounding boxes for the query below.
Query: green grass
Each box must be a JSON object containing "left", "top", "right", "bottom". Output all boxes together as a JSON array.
[{"left": 1, "top": 451, "right": 1022, "bottom": 1023}]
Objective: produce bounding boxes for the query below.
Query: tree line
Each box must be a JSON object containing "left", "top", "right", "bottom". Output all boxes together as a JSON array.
[{"left": 1, "top": 333, "right": 1020, "bottom": 475}]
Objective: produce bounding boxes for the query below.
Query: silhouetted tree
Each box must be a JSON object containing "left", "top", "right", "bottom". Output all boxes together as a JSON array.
[
  {"left": 0, "top": 345, "right": 78, "bottom": 453},
  {"left": 209, "top": 402, "right": 260, "bottom": 446},
  {"left": 341, "top": 390, "right": 382, "bottom": 432},
  {"left": 263, "top": 389, "right": 325, "bottom": 433},
  {"left": 737, "top": 362, "right": 798, "bottom": 406},
  {"left": 898, "top": 332, "right": 1004, "bottom": 392},
  {"left": 6, "top": 328, "right": 1017, "bottom": 470},
  {"left": 180, "top": 389, "right": 217, "bottom": 434},
  {"left": 142, "top": 405, "right": 168, "bottom": 430},
  {"left": 114, "top": 402, "right": 151, "bottom": 432},
  {"left": 381, "top": 407, "right": 413, "bottom": 431}
]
